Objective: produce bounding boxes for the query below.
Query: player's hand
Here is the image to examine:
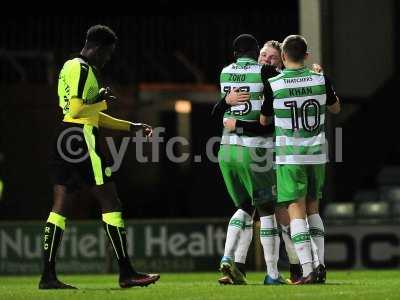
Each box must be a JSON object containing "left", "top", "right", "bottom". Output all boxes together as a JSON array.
[
  {"left": 312, "top": 63, "right": 324, "bottom": 74},
  {"left": 223, "top": 118, "right": 236, "bottom": 132},
  {"left": 130, "top": 123, "right": 153, "bottom": 138},
  {"left": 225, "top": 88, "right": 250, "bottom": 106},
  {"left": 99, "top": 87, "right": 117, "bottom": 102}
]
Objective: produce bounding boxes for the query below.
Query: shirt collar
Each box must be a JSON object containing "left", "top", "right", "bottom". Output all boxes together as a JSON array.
[
  {"left": 236, "top": 57, "right": 258, "bottom": 64},
  {"left": 282, "top": 66, "right": 307, "bottom": 73},
  {"left": 78, "top": 54, "right": 89, "bottom": 63}
]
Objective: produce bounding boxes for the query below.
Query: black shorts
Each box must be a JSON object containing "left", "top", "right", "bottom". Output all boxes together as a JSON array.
[{"left": 49, "top": 122, "right": 113, "bottom": 189}]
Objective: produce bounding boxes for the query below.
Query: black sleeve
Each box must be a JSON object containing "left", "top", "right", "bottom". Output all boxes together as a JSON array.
[
  {"left": 211, "top": 95, "right": 230, "bottom": 119},
  {"left": 260, "top": 65, "right": 278, "bottom": 117},
  {"left": 261, "top": 80, "right": 274, "bottom": 117},
  {"left": 261, "top": 64, "right": 280, "bottom": 84},
  {"left": 77, "top": 63, "right": 89, "bottom": 99},
  {"left": 236, "top": 120, "right": 274, "bottom": 135},
  {"left": 324, "top": 75, "right": 338, "bottom": 106}
]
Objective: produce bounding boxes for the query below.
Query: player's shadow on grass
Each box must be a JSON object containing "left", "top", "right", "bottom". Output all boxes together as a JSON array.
[
  {"left": 80, "top": 288, "right": 134, "bottom": 291},
  {"left": 244, "top": 282, "right": 351, "bottom": 286},
  {"left": 81, "top": 287, "right": 163, "bottom": 291}
]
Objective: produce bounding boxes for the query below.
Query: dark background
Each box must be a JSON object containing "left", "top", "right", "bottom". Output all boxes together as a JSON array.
[{"left": 0, "top": 1, "right": 399, "bottom": 221}]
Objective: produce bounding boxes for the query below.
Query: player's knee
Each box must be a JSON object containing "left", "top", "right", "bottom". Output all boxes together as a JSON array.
[
  {"left": 306, "top": 206, "right": 319, "bottom": 215},
  {"left": 255, "top": 202, "right": 275, "bottom": 217},
  {"left": 275, "top": 206, "right": 290, "bottom": 226},
  {"left": 238, "top": 201, "right": 253, "bottom": 216},
  {"left": 52, "top": 185, "right": 75, "bottom": 217},
  {"left": 306, "top": 199, "right": 319, "bottom": 215}
]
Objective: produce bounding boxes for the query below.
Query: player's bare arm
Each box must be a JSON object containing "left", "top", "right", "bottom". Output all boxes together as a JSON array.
[
  {"left": 259, "top": 114, "right": 271, "bottom": 126},
  {"left": 328, "top": 96, "right": 341, "bottom": 114}
]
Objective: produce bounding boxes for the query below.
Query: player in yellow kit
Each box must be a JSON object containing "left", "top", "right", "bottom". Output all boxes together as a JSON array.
[{"left": 39, "top": 25, "right": 160, "bottom": 289}]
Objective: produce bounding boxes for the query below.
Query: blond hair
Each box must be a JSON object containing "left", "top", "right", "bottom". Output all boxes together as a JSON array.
[{"left": 260, "top": 40, "right": 282, "bottom": 54}]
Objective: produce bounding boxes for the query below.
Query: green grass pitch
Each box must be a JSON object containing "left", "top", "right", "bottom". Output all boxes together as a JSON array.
[{"left": 1, "top": 270, "right": 399, "bottom": 300}]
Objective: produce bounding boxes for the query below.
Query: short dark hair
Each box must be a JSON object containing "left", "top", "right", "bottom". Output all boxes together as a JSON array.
[
  {"left": 233, "top": 34, "right": 259, "bottom": 58},
  {"left": 281, "top": 35, "right": 307, "bottom": 62},
  {"left": 86, "top": 25, "right": 117, "bottom": 47}
]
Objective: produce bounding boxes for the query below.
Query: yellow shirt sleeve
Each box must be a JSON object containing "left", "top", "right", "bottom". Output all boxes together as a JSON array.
[{"left": 68, "top": 97, "right": 107, "bottom": 119}]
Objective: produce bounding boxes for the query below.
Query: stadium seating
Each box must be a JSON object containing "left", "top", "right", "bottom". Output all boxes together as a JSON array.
[
  {"left": 324, "top": 202, "right": 355, "bottom": 224},
  {"left": 356, "top": 202, "right": 390, "bottom": 224},
  {"left": 379, "top": 185, "right": 400, "bottom": 222}
]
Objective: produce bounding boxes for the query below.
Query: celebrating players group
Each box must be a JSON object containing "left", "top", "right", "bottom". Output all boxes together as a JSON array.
[{"left": 214, "top": 33, "right": 340, "bottom": 285}]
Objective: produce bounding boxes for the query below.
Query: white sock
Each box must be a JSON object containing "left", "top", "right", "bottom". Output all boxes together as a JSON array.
[
  {"left": 223, "top": 209, "right": 250, "bottom": 259},
  {"left": 281, "top": 224, "right": 300, "bottom": 264},
  {"left": 273, "top": 216, "right": 280, "bottom": 266},
  {"left": 234, "top": 219, "right": 253, "bottom": 264},
  {"left": 306, "top": 218, "right": 320, "bottom": 268},
  {"left": 290, "top": 218, "right": 313, "bottom": 277},
  {"left": 311, "top": 237, "right": 321, "bottom": 268},
  {"left": 308, "top": 213, "right": 325, "bottom": 266},
  {"left": 260, "top": 215, "right": 279, "bottom": 279}
]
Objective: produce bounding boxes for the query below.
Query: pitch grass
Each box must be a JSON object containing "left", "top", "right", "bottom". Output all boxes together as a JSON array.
[{"left": 1, "top": 270, "right": 400, "bottom": 300}]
